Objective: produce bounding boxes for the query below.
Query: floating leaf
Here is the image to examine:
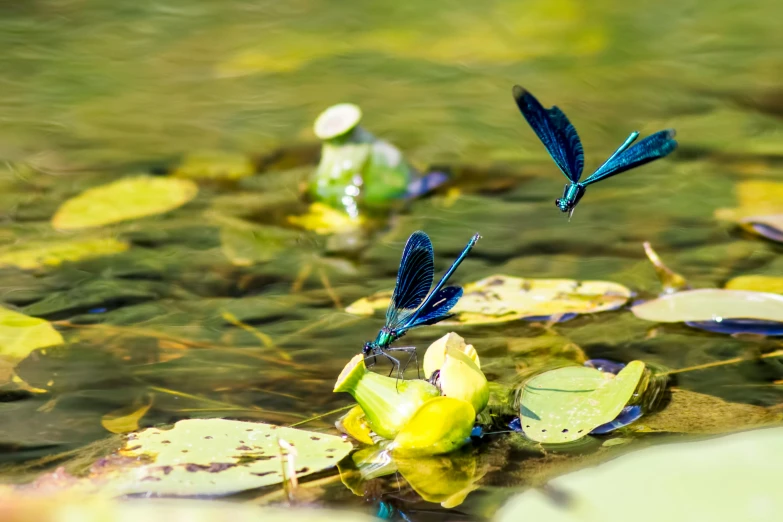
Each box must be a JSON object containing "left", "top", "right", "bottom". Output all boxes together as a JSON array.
[
  {"left": 519, "top": 362, "right": 645, "bottom": 444},
  {"left": 0, "top": 307, "right": 63, "bottom": 361},
  {"left": 686, "top": 318, "right": 783, "bottom": 336},
  {"left": 346, "top": 275, "right": 631, "bottom": 325},
  {"left": 631, "top": 289, "right": 783, "bottom": 323},
  {"left": 496, "top": 426, "right": 783, "bottom": 522},
  {"left": 101, "top": 395, "right": 153, "bottom": 434},
  {"left": 0, "top": 238, "right": 128, "bottom": 270},
  {"left": 391, "top": 397, "right": 475, "bottom": 456},
  {"left": 288, "top": 203, "right": 365, "bottom": 235},
  {"left": 725, "top": 275, "right": 783, "bottom": 294},
  {"left": 109, "top": 418, "right": 352, "bottom": 496},
  {"left": 714, "top": 180, "right": 783, "bottom": 222},
  {"left": 52, "top": 176, "right": 198, "bottom": 230},
  {"left": 740, "top": 215, "right": 783, "bottom": 243},
  {"left": 173, "top": 151, "right": 255, "bottom": 181}
]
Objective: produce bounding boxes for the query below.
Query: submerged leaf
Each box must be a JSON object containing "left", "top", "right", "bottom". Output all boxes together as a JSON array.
[
  {"left": 346, "top": 275, "right": 631, "bottom": 325},
  {"left": 52, "top": 176, "right": 198, "bottom": 230},
  {"left": 0, "top": 238, "right": 128, "bottom": 270},
  {"left": 0, "top": 307, "right": 63, "bottom": 361},
  {"left": 101, "top": 395, "right": 153, "bottom": 434},
  {"left": 213, "top": 214, "right": 300, "bottom": 266},
  {"left": 288, "top": 203, "right": 365, "bottom": 235},
  {"left": 496, "top": 426, "right": 783, "bottom": 522},
  {"left": 173, "top": 150, "right": 255, "bottom": 180},
  {"left": 642, "top": 242, "right": 690, "bottom": 294},
  {"left": 635, "top": 389, "right": 781, "bottom": 435},
  {"left": 111, "top": 418, "right": 352, "bottom": 496},
  {"left": 519, "top": 362, "right": 645, "bottom": 444},
  {"left": 631, "top": 289, "right": 783, "bottom": 323}
]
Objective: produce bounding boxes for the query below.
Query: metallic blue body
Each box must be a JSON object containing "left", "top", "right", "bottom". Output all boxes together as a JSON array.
[{"left": 512, "top": 85, "right": 677, "bottom": 216}]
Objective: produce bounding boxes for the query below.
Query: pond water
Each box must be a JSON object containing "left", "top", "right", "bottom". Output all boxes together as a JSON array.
[{"left": 0, "top": 0, "right": 782, "bottom": 519}]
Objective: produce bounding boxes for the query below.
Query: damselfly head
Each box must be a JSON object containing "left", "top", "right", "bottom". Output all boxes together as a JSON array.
[
  {"left": 555, "top": 198, "right": 571, "bottom": 213},
  {"left": 362, "top": 341, "right": 374, "bottom": 355}
]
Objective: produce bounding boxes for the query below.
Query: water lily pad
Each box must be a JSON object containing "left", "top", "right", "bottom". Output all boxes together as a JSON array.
[
  {"left": 740, "top": 215, "right": 783, "bottom": 243},
  {"left": 0, "top": 306, "right": 63, "bottom": 361},
  {"left": 725, "top": 275, "right": 783, "bottom": 294},
  {"left": 631, "top": 289, "right": 783, "bottom": 323},
  {"left": 110, "top": 418, "right": 352, "bottom": 496},
  {"left": 518, "top": 361, "right": 645, "bottom": 444},
  {"left": 0, "top": 238, "right": 128, "bottom": 270},
  {"left": 590, "top": 405, "right": 643, "bottom": 435},
  {"left": 686, "top": 318, "right": 783, "bottom": 336},
  {"left": 496, "top": 426, "right": 783, "bottom": 522},
  {"left": 714, "top": 180, "right": 783, "bottom": 222},
  {"left": 52, "top": 176, "right": 198, "bottom": 230},
  {"left": 346, "top": 275, "right": 631, "bottom": 325}
]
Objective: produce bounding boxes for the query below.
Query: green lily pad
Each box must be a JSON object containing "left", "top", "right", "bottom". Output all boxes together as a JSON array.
[
  {"left": 52, "top": 176, "right": 198, "bottom": 230},
  {"left": 0, "top": 237, "right": 128, "bottom": 270},
  {"left": 0, "top": 306, "right": 63, "bottom": 361},
  {"left": 631, "top": 289, "right": 783, "bottom": 323},
  {"left": 111, "top": 418, "right": 352, "bottom": 496},
  {"left": 519, "top": 361, "right": 645, "bottom": 444},
  {"left": 496, "top": 426, "right": 783, "bottom": 522},
  {"left": 346, "top": 275, "right": 631, "bottom": 325}
]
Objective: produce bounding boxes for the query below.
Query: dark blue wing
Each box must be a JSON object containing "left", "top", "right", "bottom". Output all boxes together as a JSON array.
[
  {"left": 582, "top": 129, "right": 677, "bottom": 186},
  {"left": 385, "top": 231, "right": 434, "bottom": 328},
  {"left": 399, "top": 286, "right": 463, "bottom": 330},
  {"left": 512, "top": 85, "right": 584, "bottom": 182}
]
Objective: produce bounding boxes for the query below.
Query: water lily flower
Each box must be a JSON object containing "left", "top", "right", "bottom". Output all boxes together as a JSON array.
[
  {"left": 333, "top": 354, "right": 439, "bottom": 439},
  {"left": 423, "top": 332, "right": 480, "bottom": 379}
]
